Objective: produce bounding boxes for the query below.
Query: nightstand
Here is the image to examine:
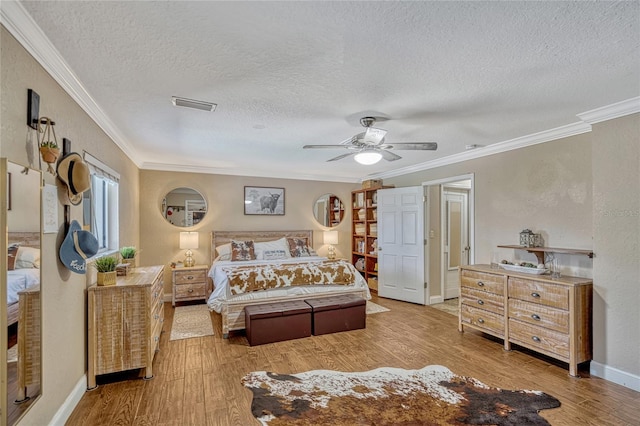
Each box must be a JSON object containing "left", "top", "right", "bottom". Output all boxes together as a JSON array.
[{"left": 172, "top": 264, "right": 210, "bottom": 306}]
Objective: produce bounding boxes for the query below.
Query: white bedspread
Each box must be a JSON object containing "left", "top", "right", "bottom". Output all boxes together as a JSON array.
[
  {"left": 207, "top": 256, "right": 371, "bottom": 313},
  {"left": 7, "top": 268, "right": 40, "bottom": 305}
]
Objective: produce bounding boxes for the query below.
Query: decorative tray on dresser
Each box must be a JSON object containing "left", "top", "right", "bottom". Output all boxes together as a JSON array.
[
  {"left": 87, "top": 265, "right": 165, "bottom": 389},
  {"left": 459, "top": 264, "right": 592, "bottom": 377}
]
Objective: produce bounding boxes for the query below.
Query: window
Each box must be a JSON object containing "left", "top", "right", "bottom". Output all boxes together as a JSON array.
[{"left": 82, "top": 153, "right": 119, "bottom": 253}]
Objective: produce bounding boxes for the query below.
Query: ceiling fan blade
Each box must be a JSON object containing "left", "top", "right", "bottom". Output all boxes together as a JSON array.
[
  {"left": 380, "top": 150, "right": 402, "bottom": 161},
  {"left": 303, "top": 144, "right": 351, "bottom": 149},
  {"left": 386, "top": 142, "right": 438, "bottom": 150},
  {"left": 327, "top": 152, "right": 355, "bottom": 162}
]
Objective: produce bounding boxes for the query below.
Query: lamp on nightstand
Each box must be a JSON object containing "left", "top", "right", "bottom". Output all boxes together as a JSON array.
[
  {"left": 179, "top": 231, "right": 198, "bottom": 267},
  {"left": 324, "top": 230, "right": 339, "bottom": 260}
]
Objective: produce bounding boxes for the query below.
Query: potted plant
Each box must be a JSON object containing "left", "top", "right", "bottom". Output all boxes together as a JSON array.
[
  {"left": 39, "top": 141, "right": 60, "bottom": 164},
  {"left": 119, "top": 246, "right": 138, "bottom": 267},
  {"left": 94, "top": 256, "right": 118, "bottom": 286}
]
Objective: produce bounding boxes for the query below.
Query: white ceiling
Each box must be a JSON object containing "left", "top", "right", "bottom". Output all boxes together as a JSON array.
[{"left": 4, "top": 1, "right": 639, "bottom": 182}]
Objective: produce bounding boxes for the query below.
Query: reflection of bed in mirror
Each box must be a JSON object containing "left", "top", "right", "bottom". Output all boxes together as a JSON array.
[
  {"left": 7, "top": 232, "right": 41, "bottom": 403},
  {"left": 7, "top": 233, "right": 40, "bottom": 327}
]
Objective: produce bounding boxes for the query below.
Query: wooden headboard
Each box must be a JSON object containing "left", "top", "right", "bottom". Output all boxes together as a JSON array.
[
  {"left": 211, "top": 230, "right": 313, "bottom": 264},
  {"left": 8, "top": 232, "right": 41, "bottom": 248}
]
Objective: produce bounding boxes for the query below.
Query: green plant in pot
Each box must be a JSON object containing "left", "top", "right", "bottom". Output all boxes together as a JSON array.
[
  {"left": 94, "top": 256, "right": 118, "bottom": 286},
  {"left": 119, "top": 246, "right": 138, "bottom": 268}
]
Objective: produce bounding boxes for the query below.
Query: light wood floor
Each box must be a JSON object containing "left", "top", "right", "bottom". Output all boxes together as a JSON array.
[{"left": 66, "top": 296, "right": 639, "bottom": 425}]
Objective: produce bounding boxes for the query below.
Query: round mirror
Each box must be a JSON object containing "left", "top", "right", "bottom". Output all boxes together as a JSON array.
[
  {"left": 161, "top": 187, "right": 207, "bottom": 227},
  {"left": 313, "top": 193, "right": 344, "bottom": 227}
]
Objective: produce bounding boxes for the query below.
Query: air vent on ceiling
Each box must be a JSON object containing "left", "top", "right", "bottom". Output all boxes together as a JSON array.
[{"left": 171, "top": 96, "right": 217, "bottom": 112}]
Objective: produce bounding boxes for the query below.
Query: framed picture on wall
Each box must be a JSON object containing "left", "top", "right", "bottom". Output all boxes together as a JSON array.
[{"left": 244, "top": 186, "right": 285, "bottom": 215}]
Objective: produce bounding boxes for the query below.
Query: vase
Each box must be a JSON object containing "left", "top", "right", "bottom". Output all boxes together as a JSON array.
[{"left": 97, "top": 271, "right": 117, "bottom": 286}]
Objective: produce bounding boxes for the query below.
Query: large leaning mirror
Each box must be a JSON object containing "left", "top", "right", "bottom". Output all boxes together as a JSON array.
[
  {"left": 1, "top": 159, "right": 42, "bottom": 425},
  {"left": 313, "top": 193, "right": 344, "bottom": 227},
  {"left": 161, "top": 187, "right": 207, "bottom": 227}
]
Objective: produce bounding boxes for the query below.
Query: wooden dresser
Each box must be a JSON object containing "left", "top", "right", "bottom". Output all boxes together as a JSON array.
[
  {"left": 172, "top": 264, "right": 210, "bottom": 306},
  {"left": 459, "top": 264, "right": 592, "bottom": 377},
  {"left": 87, "top": 265, "right": 164, "bottom": 389}
]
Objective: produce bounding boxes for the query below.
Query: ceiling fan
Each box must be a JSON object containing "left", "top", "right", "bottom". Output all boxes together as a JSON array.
[{"left": 303, "top": 117, "right": 437, "bottom": 164}]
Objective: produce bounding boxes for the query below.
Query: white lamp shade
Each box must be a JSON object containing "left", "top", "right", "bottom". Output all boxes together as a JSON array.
[
  {"left": 323, "top": 230, "right": 339, "bottom": 245},
  {"left": 179, "top": 231, "right": 199, "bottom": 249},
  {"left": 354, "top": 151, "right": 382, "bottom": 165}
]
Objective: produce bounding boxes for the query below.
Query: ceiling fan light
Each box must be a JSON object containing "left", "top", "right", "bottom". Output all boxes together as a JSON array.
[{"left": 354, "top": 151, "right": 383, "bottom": 165}]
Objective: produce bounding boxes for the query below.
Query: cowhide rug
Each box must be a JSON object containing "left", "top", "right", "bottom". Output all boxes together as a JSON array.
[{"left": 242, "top": 365, "right": 560, "bottom": 425}]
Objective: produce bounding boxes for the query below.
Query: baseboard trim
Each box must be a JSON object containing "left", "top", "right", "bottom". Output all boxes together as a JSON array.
[
  {"left": 48, "top": 374, "right": 87, "bottom": 425},
  {"left": 429, "top": 295, "right": 444, "bottom": 305},
  {"left": 590, "top": 361, "right": 640, "bottom": 392}
]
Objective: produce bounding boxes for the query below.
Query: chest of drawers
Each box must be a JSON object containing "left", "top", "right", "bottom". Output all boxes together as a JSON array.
[
  {"left": 172, "top": 265, "right": 210, "bottom": 306},
  {"left": 459, "top": 265, "right": 592, "bottom": 377},
  {"left": 87, "top": 265, "right": 164, "bottom": 389}
]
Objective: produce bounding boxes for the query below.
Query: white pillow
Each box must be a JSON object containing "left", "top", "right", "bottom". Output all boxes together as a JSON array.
[
  {"left": 215, "top": 243, "right": 232, "bottom": 258},
  {"left": 15, "top": 246, "right": 40, "bottom": 269},
  {"left": 254, "top": 238, "right": 291, "bottom": 257}
]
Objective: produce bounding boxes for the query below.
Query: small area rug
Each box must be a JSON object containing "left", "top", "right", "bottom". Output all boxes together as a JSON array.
[
  {"left": 242, "top": 365, "right": 560, "bottom": 425},
  {"left": 169, "top": 304, "right": 214, "bottom": 341},
  {"left": 366, "top": 300, "right": 390, "bottom": 314}
]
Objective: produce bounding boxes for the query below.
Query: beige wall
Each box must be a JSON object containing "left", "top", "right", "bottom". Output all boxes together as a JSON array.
[
  {"left": 1, "top": 27, "right": 140, "bottom": 424},
  {"left": 591, "top": 114, "right": 640, "bottom": 379},
  {"left": 139, "top": 170, "right": 359, "bottom": 296},
  {"left": 388, "top": 132, "right": 594, "bottom": 278}
]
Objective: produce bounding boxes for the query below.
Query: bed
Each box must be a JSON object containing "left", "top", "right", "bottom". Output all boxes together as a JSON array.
[
  {"left": 208, "top": 230, "right": 371, "bottom": 338},
  {"left": 7, "top": 232, "right": 41, "bottom": 327}
]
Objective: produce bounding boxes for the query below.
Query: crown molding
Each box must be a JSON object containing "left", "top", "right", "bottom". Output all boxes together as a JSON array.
[
  {"left": 140, "top": 162, "right": 359, "bottom": 183},
  {"left": 372, "top": 121, "right": 592, "bottom": 180},
  {"left": 0, "top": 0, "right": 142, "bottom": 167},
  {"left": 577, "top": 96, "right": 640, "bottom": 124}
]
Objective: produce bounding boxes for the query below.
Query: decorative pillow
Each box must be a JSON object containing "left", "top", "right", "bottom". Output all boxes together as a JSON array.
[
  {"left": 7, "top": 245, "right": 18, "bottom": 271},
  {"left": 15, "top": 246, "right": 40, "bottom": 269},
  {"left": 231, "top": 240, "right": 256, "bottom": 261},
  {"left": 287, "top": 237, "right": 311, "bottom": 257},
  {"left": 254, "top": 238, "right": 291, "bottom": 257},
  {"left": 216, "top": 253, "right": 231, "bottom": 262},
  {"left": 263, "top": 249, "right": 289, "bottom": 260}
]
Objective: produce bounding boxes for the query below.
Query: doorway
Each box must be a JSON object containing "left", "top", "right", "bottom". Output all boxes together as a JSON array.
[{"left": 422, "top": 174, "right": 474, "bottom": 305}]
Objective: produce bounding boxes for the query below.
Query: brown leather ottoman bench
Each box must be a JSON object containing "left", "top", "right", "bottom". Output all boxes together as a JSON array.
[
  {"left": 244, "top": 300, "right": 312, "bottom": 346},
  {"left": 305, "top": 294, "right": 366, "bottom": 336}
]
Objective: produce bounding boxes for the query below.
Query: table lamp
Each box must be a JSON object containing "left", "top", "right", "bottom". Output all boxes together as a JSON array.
[
  {"left": 323, "top": 230, "right": 339, "bottom": 260},
  {"left": 179, "top": 231, "right": 198, "bottom": 267}
]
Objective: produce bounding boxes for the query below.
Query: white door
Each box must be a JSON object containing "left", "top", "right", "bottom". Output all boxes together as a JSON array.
[
  {"left": 442, "top": 190, "right": 469, "bottom": 299},
  {"left": 378, "top": 186, "right": 426, "bottom": 304}
]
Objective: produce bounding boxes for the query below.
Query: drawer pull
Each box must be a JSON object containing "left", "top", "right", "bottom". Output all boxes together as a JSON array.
[
  {"left": 477, "top": 281, "right": 485, "bottom": 287},
  {"left": 532, "top": 336, "right": 541, "bottom": 343},
  {"left": 531, "top": 292, "right": 541, "bottom": 298},
  {"left": 187, "top": 275, "right": 194, "bottom": 280},
  {"left": 531, "top": 314, "right": 541, "bottom": 321},
  {"left": 477, "top": 299, "right": 484, "bottom": 305},
  {"left": 188, "top": 289, "right": 194, "bottom": 293},
  {"left": 155, "top": 336, "right": 159, "bottom": 342},
  {"left": 477, "top": 318, "right": 485, "bottom": 324}
]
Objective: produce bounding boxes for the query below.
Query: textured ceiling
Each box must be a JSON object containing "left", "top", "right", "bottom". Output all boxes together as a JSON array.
[{"left": 9, "top": 1, "right": 640, "bottom": 181}]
